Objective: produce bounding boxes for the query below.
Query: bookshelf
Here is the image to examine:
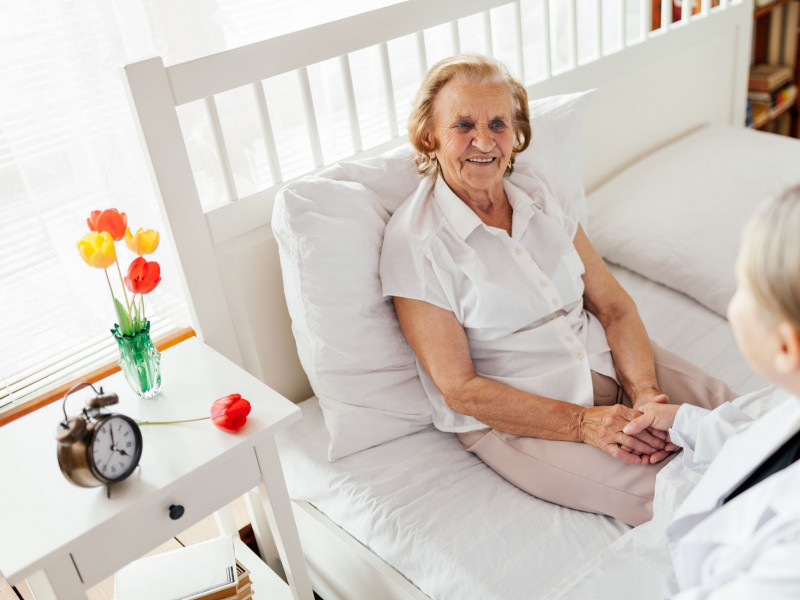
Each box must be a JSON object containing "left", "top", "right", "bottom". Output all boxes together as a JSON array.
[{"left": 750, "top": 0, "right": 800, "bottom": 137}]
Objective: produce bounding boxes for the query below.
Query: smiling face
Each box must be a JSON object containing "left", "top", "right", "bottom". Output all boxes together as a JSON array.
[{"left": 425, "top": 78, "right": 515, "bottom": 203}]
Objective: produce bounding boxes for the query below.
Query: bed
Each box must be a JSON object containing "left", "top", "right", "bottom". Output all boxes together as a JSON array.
[{"left": 122, "top": 0, "right": 800, "bottom": 598}]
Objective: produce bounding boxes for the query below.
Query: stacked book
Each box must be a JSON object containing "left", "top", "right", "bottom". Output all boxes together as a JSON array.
[
  {"left": 114, "top": 536, "right": 254, "bottom": 600},
  {"left": 748, "top": 63, "right": 797, "bottom": 129}
]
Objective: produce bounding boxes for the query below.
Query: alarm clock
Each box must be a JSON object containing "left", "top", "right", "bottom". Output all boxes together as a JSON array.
[{"left": 55, "top": 382, "right": 143, "bottom": 495}]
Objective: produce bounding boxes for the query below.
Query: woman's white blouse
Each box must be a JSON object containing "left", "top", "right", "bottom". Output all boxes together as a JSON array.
[{"left": 380, "top": 172, "right": 616, "bottom": 433}]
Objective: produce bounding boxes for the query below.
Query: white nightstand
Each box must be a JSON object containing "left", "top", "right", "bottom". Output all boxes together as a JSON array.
[{"left": 0, "top": 338, "right": 314, "bottom": 600}]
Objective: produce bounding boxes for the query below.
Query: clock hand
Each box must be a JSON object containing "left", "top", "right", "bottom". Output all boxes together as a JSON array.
[{"left": 104, "top": 448, "right": 115, "bottom": 472}]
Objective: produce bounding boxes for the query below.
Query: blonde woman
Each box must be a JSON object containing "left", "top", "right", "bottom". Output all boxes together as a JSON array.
[{"left": 625, "top": 185, "right": 800, "bottom": 596}]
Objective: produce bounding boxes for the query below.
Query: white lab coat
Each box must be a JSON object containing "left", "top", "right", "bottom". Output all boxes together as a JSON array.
[{"left": 664, "top": 395, "right": 800, "bottom": 599}]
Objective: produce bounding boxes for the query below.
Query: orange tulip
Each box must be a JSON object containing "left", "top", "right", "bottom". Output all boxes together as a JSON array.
[
  {"left": 87, "top": 209, "right": 127, "bottom": 241},
  {"left": 77, "top": 231, "right": 116, "bottom": 269},
  {"left": 124, "top": 257, "right": 161, "bottom": 294},
  {"left": 124, "top": 227, "right": 160, "bottom": 255}
]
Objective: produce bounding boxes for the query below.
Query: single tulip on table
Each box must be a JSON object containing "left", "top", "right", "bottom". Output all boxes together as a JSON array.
[{"left": 137, "top": 394, "right": 252, "bottom": 433}]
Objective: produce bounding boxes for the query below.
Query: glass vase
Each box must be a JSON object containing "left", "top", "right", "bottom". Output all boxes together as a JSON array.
[{"left": 112, "top": 321, "right": 162, "bottom": 399}]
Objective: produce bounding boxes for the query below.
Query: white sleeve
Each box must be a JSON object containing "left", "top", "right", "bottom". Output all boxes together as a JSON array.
[
  {"left": 670, "top": 534, "right": 800, "bottom": 599},
  {"left": 380, "top": 228, "right": 451, "bottom": 312},
  {"left": 669, "top": 402, "right": 754, "bottom": 471}
]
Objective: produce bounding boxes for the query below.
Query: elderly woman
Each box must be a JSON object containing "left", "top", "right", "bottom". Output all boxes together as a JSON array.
[{"left": 379, "top": 54, "right": 735, "bottom": 527}]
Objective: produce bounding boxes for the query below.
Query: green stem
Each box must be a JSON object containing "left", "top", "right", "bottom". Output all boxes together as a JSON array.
[
  {"left": 141, "top": 294, "right": 146, "bottom": 325},
  {"left": 104, "top": 270, "right": 117, "bottom": 306},
  {"left": 137, "top": 416, "right": 210, "bottom": 426},
  {"left": 115, "top": 257, "right": 132, "bottom": 315}
]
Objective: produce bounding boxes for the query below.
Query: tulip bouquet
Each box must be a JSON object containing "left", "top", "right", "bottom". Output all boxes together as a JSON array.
[{"left": 77, "top": 209, "right": 161, "bottom": 336}]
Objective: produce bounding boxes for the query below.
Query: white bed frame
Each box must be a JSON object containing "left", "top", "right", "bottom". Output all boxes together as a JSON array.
[{"left": 123, "top": 1, "right": 753, "bottom": 598}]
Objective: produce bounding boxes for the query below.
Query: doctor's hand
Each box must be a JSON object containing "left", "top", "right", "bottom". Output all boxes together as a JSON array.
[
  {"left": 579, "top": 405, "right": 669, "bottom": 465},
  {"left": 623, "top": 403, "right": 682, "bottom": 464}
]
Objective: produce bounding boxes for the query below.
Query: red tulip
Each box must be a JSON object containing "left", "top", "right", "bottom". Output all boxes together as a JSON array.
[
  {"left": 211, "top": 394, "right": 251, "bottom": 432},
  {"left": 87, "top": 209, "right": 127, "bottom": 241},
  {"left": 124, "top": 257, "right": 161, "bottom": 294}
]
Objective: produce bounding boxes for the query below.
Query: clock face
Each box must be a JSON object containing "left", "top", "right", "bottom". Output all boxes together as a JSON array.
[{"left": 88, "top": 414, "right": 142, "bottom": 483}]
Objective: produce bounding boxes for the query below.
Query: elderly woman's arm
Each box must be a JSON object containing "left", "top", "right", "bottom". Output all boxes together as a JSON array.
[
  {"left": 574, "top": 225, "right": 666, "bottom": 411},
  {"left": 393, "top": 297, "right": 666, "bottom": 465}
]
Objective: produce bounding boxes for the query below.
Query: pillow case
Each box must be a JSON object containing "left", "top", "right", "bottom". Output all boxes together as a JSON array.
[
  {"left": 272, "top": 89, "right": 595, "bottom": 461},
  {"left": 587, "top": 124, "right": 800, "bottom": 318}
]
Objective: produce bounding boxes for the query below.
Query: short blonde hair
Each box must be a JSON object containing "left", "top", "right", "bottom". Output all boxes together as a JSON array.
[
  {"left": 739, "top": 184, "right": 800, "bottom": 330},
  {"left": 407, "top": 54, "right": 531, "bottom": 177}
]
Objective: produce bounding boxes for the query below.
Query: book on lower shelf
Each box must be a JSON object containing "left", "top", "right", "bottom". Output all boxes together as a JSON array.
[
  {"left": 749, "top": 63, "right": 793, "bottom": 92},
  {"left": 750, "top": 84, "right": 798, "bottom": 129},
  {"left": 114, "top": 535, "right": 254, "bottom": 600}
]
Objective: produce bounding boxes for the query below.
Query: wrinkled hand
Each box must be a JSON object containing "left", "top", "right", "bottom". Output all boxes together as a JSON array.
[{"left": 580, "top": 404, "right": 669, "bottom": 465}]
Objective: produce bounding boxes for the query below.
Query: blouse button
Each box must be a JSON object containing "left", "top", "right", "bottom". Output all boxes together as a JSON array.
[
  {"left": 540, "top": 280, "right": 548, "bottom": 287},
  {"left": 566, "top": 335, "right": 574, "bottom": 342},
  {"left": 514, "top": 247, "right": 522, "bottom": 256},
  {"left": 577, "top": 353, "right": 585, "bottom": 360},
  {"left": 551, "top": 298, "right": 558, "bottom": 306}
]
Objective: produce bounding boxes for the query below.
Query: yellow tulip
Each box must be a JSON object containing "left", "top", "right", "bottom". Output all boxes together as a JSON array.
[
  {"left": 124, "top": 227, "right": 160, "bottom": 255},
  {"left": 77, "top": 231, "right": 116, "bottom": 269}
]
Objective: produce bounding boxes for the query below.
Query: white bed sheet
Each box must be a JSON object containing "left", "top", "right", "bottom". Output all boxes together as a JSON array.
[{"left": 276, "top": 265, "right": 769, "bottom": 600}]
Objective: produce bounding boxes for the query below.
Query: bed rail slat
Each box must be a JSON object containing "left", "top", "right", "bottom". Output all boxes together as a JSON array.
[
  {"left": 641, "top": 0, "right": 652, "bottom": 37},
  {"left": 252, "top": 82, "right": 283, "bottom": 185},
  {"left": 450, "top": 20, "right": 461, "bottom": 55},
  {"left": 595, "top": 0, "right": 603, "bottom": 58},
  {"left": 513, "top": 1, "right": 525, "bottom": 79},
  {"left": 483, "top": 10, "right": 494, "bottom": 56},
  {"left": 379, "top": 42, "right": 399, "bottom": 139},
  {"left": 682, "top": 0, "right": 693, "bottom": 22},
  {"left": 297, "top": 66, "right": 324, "bottom": 167},
  {"left": 662, "top": 0, "right": 672, "bottom": 30},
  {"left": 570, "top": 0, "right": 579, "bottom": 67},
  {"left": 204, "top": 96, "right": 238, "bottom": 202},
  {"left": 416, "top": 32, "right": 428, "bottom": 79},
  {"left": 339, "top": 54, "right": 362, "bottom": 153},
  {"left": 542, "top": 0, "right": 552, "bottom": 77}
]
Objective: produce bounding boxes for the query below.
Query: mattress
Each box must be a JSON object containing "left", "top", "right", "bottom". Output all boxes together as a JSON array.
[{"left": 275, "top": 264, "right": 768, "bottom": 600}]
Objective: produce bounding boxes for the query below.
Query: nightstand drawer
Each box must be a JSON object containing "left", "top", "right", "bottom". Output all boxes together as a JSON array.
[{"left": 70, "top": 447, "right": 262, "bottom": 586}]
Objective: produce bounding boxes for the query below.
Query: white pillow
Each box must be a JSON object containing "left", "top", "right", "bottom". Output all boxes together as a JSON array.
[
  {"left": 587, "top": 124, "right": 800, "bottom": 318},
  {"left": 273, "top": 90, "right": 595, "bottom": 461}
]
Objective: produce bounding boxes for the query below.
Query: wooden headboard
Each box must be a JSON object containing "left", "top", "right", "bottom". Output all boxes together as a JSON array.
[{"left": 124, "top": 0, "right": 753, "bottom": 402}]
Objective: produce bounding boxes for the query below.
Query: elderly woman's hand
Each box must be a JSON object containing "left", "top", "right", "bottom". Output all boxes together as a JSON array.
[{"left": 579, "top": 404, "right": 672, "bottom": 465}]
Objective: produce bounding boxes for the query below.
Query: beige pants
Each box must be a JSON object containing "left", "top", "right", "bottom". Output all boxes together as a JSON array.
[{"left": 457, "top": 344, "right": 736, "bottom": 526}]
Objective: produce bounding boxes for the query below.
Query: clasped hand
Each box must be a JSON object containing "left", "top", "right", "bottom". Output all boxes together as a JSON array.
[{"left": 580, "top": 394, "right": 680, "bottom": 465}]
